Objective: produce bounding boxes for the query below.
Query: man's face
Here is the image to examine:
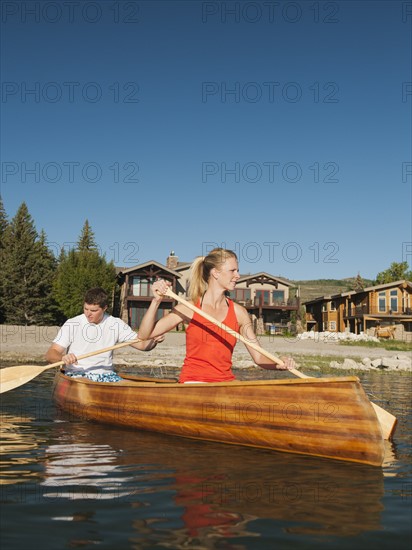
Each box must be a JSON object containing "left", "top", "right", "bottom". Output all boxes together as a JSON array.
[{"left": 83, "top": 303, "right": 107, "bottom": 324}]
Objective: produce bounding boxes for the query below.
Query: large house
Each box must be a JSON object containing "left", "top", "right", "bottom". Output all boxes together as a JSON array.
[
  {"left": 304, "top": 280, "right": 412, "bottom": 339},
  {"left": 114, "top": 252, "right": 300, "bottom": 334}
]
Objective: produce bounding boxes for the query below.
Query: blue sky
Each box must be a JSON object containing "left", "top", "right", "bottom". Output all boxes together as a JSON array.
[{"left": 1, "top": 0, "right": 411, "bottom": 281}]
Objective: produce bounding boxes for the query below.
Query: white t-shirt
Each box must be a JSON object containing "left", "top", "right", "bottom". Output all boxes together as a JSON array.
[{"left": 53, "top": 313, "right": 138, "bottom": 373}]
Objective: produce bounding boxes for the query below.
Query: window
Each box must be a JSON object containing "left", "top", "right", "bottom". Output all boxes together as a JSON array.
[
  {"left": 329, "top": 321, "right": 336, "bottom": 331},
  {"left": 390, "top": 290, "right": 398, "bottom": 312},
  {"left": 272, "top": 290, "right": 285, "bottom": 304},
  {"left": 131, "top": 276, "right": 153, "bottom": 297},
  {"left": 322, "top": 303, "right": 327, "bottom": 312},
  {"left": 255, "top": 290, "right": 270, "bottom": 305},
  {"left": 229, "top": 288, "right": 251, "bottom": 303},
  {"left": 330, "top": 301, "right": 336, "bottom": 311},
  {"left": 130, "top": 304, "right": 164, "bottom": 329},
  {"left": 378, "top": 291, "right": 386, "bottom": 313}
]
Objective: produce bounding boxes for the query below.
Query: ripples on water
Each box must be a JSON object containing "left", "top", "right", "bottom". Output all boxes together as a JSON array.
[{"left": 1, "top": 369, "right": 411, "bottom": 549}]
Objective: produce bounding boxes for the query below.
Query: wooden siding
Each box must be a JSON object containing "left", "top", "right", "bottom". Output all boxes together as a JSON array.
[{"left": 304, "top": 281, "right": 412, "bottom": 336}]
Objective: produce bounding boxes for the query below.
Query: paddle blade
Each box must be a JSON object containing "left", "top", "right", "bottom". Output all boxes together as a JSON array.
[
  {"left": 371, "top": 402, "right": 397, "bottom": 440},
  {"left": 0, "top": 339, "right": 140, "bottom": 395},
  {"left": 0, "top": 364, "right": 55, "bottom": 394}
]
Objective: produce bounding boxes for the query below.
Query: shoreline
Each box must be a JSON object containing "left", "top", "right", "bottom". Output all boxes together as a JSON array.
[{"left": 1, "top": 325, "right": 411, "bottom": 373}]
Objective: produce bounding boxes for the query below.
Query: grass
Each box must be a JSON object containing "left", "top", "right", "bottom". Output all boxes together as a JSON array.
[{"left": 339, "top": 339, "right": 412, "bottom": 352}]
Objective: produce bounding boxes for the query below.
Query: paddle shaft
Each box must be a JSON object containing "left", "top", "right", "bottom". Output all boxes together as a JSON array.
[
  {"left": 165, "top": 288, "right": 287, "bottom": 369},
  {"left": 164, "top": 288, "right": 397, "bottom": 439},
  {"left": 45, "top": 338, "right": 142, "bottom": 370}
]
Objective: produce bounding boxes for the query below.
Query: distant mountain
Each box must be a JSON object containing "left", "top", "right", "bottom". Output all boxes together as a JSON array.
[{"left": 292, "top": 278, "right": 374, "bottom": 302}]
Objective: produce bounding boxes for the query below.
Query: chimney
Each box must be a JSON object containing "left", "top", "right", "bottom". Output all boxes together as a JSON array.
[{"left": 166, "top": 250, "right": 179, "bottom": 269}]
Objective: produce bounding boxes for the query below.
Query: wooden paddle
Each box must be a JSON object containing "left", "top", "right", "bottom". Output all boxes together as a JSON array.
[
  {"left": 0, "top": 339, "right": 142, "bottom": 394},
  {"left": 164, "top": 288, "right": 397, "bottom": 440}
]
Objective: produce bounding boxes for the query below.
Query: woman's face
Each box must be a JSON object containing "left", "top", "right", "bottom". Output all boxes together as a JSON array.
[{"left": 215, "top": 256, "right": 240, "bottom": 290}]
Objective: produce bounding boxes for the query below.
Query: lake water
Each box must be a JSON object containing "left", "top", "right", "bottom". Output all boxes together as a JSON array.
[{"left": 1, "top": 368, "right": 411, "bottom": 549}]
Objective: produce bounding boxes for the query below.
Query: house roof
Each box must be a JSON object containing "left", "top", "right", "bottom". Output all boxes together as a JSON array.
[
  {"left": 116, "top": 260, "right": 181, "bottom": 278},
  {"left": 303, "top": 279, "right": 412, "bottom": 305},
  {"left": 237, "top": 272, "right": 294, "bottom": 287},
  {"left": 341, "top": 279, "right": 412, "bottom": 296},
  {"left": 173, "top": 262, "right": 192, "bottom": 272}
]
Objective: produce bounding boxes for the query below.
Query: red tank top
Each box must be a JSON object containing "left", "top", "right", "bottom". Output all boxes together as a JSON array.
[{"left": 179, "top": 298, "right": 239, "bottom": 383}]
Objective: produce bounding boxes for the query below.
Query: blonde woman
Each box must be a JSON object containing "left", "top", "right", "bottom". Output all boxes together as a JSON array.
[{"left": 138, "top": 248, "right": 296, "bottom": 383}]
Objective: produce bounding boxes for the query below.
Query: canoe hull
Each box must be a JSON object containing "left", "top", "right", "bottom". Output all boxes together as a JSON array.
[{"left": 52, "top": 373, "right": 385, "bottom": 467}]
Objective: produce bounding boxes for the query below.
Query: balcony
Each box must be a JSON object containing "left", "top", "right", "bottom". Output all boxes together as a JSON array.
[
  {"left": 344, "top": 305, "right": 412, "bottom": 317},
  {"left": 251, "top": 298, "right": 299, "bottom": 310},
  {"left": 237, "top": 300, "right": 253, "bottom": 307}
]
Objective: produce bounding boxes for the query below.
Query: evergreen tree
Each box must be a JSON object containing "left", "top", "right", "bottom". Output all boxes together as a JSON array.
[
  {"left": 31, "top": 230, "right": 60, "bottom": 324},
  {"left": 1, "top": 203, "right": 57, "bottom": 324},
  {"left": 77, "top": 219, "right": 98, "bottom": 252},
  {"left": 53, "top": 221, "right": 117, "bottom": 318},
  {"left": 375, "top": 262, "right": 412, "bottom": 284},
  {"left": 0, "top": 196, "right": 8, "bottom": 238},
  {"left": 351, "top": 273, "right": 365, "bottom": 292},
  {"left": 0, "top": 197, "right": 9, "bottom": 322}
]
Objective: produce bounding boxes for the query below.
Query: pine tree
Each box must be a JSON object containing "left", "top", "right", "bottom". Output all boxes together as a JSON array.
[
  {"left": 53, "top": 221, "right": 117, "bottom": 318},
  {"left": 351, "top": 273, "right": 365, "bottom": 292},
  {"left": 0, "top": 197, "right": 9, "bottom": 322},
  {"left": 30, "top": 230, "right": 60, "bottom": 324},
  {"left": 77, "top": 219, "right": 98, "bottom": 252},
  {"left": 1, "top": 203, "right": 57, "bottom": 324},
  {"left": 0, "top": 196, "right": 8, "bottom": 238}
]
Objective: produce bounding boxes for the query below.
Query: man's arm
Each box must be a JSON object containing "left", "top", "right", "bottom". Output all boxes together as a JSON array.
[
  {"left": 130, "top": 335, "right": 165, "bottom": 352},
  {"left": 45, "top": 343, "right": 78, "bottom": 365}
]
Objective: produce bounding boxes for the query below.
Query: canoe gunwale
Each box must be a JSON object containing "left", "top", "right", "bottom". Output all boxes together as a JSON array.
[{"left": 57, "top": 372, "right": 361, "bottom": 388}]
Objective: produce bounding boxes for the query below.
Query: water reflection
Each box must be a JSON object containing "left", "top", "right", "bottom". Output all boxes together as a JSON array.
[
  {"left": 36, "top": 422, "right": 384, "bottom": 545},
  {"left": 0, "top": 414, "right": 46, "bottom": 485},
  {"left": 3, "top": 368, "right": 410, "bottom": 549}
]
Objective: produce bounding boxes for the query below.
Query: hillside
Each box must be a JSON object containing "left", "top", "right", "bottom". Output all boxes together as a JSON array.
[{"left": 292, "top": 278, "right": 374, "bottom": 303}]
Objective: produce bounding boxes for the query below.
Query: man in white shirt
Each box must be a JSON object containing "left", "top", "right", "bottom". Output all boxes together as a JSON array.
[{"left": 46, "top": 287, "right": 162, "bottom": 376}]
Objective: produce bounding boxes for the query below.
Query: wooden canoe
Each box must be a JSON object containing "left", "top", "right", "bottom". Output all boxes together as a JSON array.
[{"left": 52, "top": 372, "right": 385, "bottom": 467}]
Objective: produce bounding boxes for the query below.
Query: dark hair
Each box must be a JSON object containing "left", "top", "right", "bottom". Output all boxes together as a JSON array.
[{"left": 84, "top": 287, "right": 108, "bottom": 308}]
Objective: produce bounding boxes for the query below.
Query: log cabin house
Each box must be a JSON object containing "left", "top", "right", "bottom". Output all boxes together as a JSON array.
[
  {"left": 115, "top": 252, "right": 299, "bottom": 334},
  {"left": 304, "top": 280, "right": 412, "bottom": 339}
]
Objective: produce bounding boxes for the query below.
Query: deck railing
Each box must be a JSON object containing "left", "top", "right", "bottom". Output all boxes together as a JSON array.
[
  {"left": 344, "top": 305, "right": 412, "bottom": 316},
  {"left": 252, "top": 298, "right": 299, "bottom": 308}
]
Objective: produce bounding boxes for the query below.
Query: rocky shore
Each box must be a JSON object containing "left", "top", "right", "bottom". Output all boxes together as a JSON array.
[
  {"left": 329, "top": 355, "right": 412, "bottom": 372},
  {"left": 0, "top": 325, "right": 410, "bottom": 373}
]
